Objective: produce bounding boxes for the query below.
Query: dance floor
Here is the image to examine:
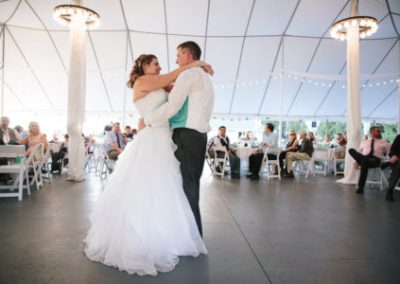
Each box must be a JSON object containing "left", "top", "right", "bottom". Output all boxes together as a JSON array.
[{"left": 1, "top": 171, "right": 400, "bottom": 283}]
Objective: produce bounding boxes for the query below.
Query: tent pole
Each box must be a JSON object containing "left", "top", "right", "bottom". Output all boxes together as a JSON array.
[
  {"left": 397, "top": 79, "right": 400, "bottom": 134},
  {"left": 122, "top": 31, "right": 129, "bottom": 127},
  {"left": 338, "top": 0, "right": 361, "bottom": 185},
  {"left": 1, "top": 24, "right": 5, "bottom": 117},
  {"left": 66, "top": 11, "right": 87, "bottom": 181},
  {"left": 279, "top": 37, "right": 284, "bottom": 146}
]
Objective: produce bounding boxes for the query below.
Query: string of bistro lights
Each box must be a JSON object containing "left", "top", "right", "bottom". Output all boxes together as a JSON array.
[
  {"left": 2, "top": 62, "right": 399, "bottom": 90},
  {"left": 212, "top": 71, "right": 400, "bottom": 90}
]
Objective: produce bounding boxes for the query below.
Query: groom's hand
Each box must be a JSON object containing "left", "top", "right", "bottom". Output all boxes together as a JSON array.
[{"left": 138, "top": 118, "right": 145, "bottom": 131}]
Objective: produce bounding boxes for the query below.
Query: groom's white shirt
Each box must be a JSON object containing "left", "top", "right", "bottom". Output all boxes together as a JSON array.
[{"left": 143, "top": 67, "right": 214, "bottom": 133}]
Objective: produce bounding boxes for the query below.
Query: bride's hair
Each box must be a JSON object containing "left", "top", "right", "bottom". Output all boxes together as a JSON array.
[{"left": 127, "top": 54, "right": 157, "bottom": 88}]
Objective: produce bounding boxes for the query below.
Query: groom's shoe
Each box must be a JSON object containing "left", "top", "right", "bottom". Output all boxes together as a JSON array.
[
  {"left": 355, "top": 187, "right": 364, "bottom": 194},
  {"left": 250, "top": 174, "right": 259, "bottom": 180},
  {"left": 385, "top": 189, "right": 394, "bottom": 201}
]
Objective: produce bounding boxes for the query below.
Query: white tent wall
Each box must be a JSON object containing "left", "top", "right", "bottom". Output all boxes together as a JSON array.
[{"left": 0, "top": 0, "right": 398, "bottom": 135}]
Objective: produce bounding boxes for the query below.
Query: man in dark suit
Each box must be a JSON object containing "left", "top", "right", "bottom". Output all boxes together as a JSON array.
[{"left": 382, "top": 134, "right": 400, "bottom": 201}]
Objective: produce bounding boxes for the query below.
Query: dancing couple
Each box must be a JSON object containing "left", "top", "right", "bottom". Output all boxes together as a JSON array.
[{"left": 83, "top": 41, "right": 215, "bottom": 276}]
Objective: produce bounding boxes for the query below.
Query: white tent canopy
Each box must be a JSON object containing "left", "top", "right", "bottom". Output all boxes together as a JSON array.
[{"left": 0, "top": 0, "right": 399, "bottom": 124}]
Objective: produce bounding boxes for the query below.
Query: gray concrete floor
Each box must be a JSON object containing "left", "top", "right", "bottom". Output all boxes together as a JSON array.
[{"left": 1, "top": 171, "right": 400, "bottom": 284}]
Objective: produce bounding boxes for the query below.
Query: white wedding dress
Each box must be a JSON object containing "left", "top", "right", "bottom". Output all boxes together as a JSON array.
[{"left": 84, "top": 89, "right": 207, "bottom": 276}]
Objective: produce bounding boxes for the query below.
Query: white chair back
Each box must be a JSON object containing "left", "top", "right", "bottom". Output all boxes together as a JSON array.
[
  {"left": 0, "top": 145, "right": 26, "bottom": 160},
  {"left": 333, "top": 148, "right": 346, "bottom": 176},
  {"left": 0, "top": 145, "right": 30, "bottom": 201},
  {"left": 261, "top": 147, "right": 281, "bottom": 180},
  {"left": 212, "top": 146, "right": 230, "bottom": 178}
]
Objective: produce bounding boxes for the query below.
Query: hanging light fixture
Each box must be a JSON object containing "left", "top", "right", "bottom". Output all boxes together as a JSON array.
[
  {"left": 53, "top": 4, "right": 100, "bottom": 29},
  {"left": 330, "top": 16, "right": 378, "bottom": 40}
]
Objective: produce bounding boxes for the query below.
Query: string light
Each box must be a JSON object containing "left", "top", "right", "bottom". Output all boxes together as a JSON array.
[{"left": 211, "top": 70, "right": 399, "bottom": 90}]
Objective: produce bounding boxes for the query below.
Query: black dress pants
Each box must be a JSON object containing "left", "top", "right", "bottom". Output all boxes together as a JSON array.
[
  {"left": 173, "top": 128, "right": 207, "bottom": 236},
  {"left": 249, "top": 152, "right": 277, "bottom": 175},
  {"left": 348, "top": 148, "right": 381, "bottom": 190}
]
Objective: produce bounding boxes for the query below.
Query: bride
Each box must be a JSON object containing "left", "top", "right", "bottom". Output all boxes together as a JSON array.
[{"left": 84, "top": 54, "right": 211, "bottom": 276}]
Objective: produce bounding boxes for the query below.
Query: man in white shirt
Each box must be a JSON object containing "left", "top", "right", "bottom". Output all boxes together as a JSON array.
[
  {"left": 247, "top": 123, "right": 278, "bottom": 180},
  {"left": 208, "top": 126, "right": 240, "bottom": 178},
  {"left": 140, "top": 41, "right": 214, "bottom": 236}
]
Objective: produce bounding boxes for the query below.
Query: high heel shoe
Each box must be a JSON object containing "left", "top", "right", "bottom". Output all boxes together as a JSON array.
[{"left": 385, "top": 189, "right": 394, "bottom": 201}]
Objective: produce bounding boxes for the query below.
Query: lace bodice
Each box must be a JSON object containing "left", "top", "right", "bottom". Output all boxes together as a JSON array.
[{"left": 135, "top": 89, "right": 168, "bottom": 126}]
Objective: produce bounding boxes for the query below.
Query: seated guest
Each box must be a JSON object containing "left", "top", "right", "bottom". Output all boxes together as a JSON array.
[
  {"left": 240, "top": 130, "right": 257, "bottom": 146},
  {"left": 104, "top": 122, "right": 127, "bottom": 160},
  {"left": 51, "top": 134, "right": 68, "bottom": 173},
  {"left": 348, "top": 126, "right": 391, "bottom": 194},
  {"left": 0, "top": 116, "right": 19, "bottom": 181},
  {"left": 131, "top": 128, "right": 138, "bottom": 138},
  {"left": 284, "top": 131, "right": 314, "bottom": 178},
  {"left": 323, "top": 134, "right": 331, "bottom": 145},
  {"left": 279, "top": 130, "right": 299, "bottom": 172},
  {"left": 247, "top": 123, "right": 278, "bottom": 180},
  {"left": 331, "top": 133, "right": 346, "bottom": 148},
  {"left": 14, "top": 125, "right": 27, "bottom": 138},
  {"left": 309, "top": 132, "right": 316, "bottom": 146},
  {"left": 103, "top": 124, "right": 112, "bottom": 135},
  {"left": 19, "top": 121, "right": 48, "bottom": 158},
  {"left": 0, "top": 116, "right": 19, "bottom": 144},
  {"left": 208, "top": 126, "right": 240, "bottom": 178},
  {"left": 123, "top": 125, "right": 134, "bottom": 140},
  {"left": 331, "top": 132, "right": 347, "bottom": 160},
  {"left": 382, "top": 134, "right": 400, "bottom": 201}
]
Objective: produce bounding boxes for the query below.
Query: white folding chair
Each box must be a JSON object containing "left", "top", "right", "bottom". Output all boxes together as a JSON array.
[
  {"left": 366, "top": 167, "right": 388, "bottom": 191},
  {"left": 333, "top": 148, "right": 346, "bottom": 176},
  {"left": 306, "top": 149, "right": 330, "bottom": 178},
  {"left": 293, "top": 154, "right": 313, "bottom": 177},
  {"left": 211, "top": 146, "right": 230, "bottom": 178},
  {"left": 26, "top": 143, "right": 44, "bottom": 190},
  {"left": 0, "top": 145, "right": 30, "bottom": 201},
  {"left": 205, "top": 151, "right": 214, "bottom": 173},
  {"left": 84, "top": 143, "right": 97, "bottom": 173},
  {"left": 96, "top": 146, "right": 116, "bottom": 180},
  {"left": 38, "top": 144, "right": 52, "bottom": 183},
  {"left": 261, "top": 147, "right": 281, "bottom": 180}
]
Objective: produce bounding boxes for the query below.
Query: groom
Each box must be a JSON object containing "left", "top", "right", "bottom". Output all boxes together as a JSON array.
[{"left": 139, "top": 41, "right": 214, "bottom": 236}]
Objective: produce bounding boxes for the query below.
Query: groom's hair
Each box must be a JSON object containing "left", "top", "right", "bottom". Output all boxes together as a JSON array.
[{"left": 177, "top": 41, "right": 201, "bottom": 60}]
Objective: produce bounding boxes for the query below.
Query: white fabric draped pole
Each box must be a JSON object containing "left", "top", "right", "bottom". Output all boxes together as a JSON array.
[
  {"left": 1, "top": 25, "right": 5, "bottom": 117},
  {"left": 279, "top": 38, "right": 284, "bottom": 146},
  {"left": 398, "top": 79, "right": 400, "bottom": 134},
  {"left": 337, "top": 1, "right": 361, "bottom": 185},
  {"left": 67, "top": 14, "right": 86, "bottom": 181}
]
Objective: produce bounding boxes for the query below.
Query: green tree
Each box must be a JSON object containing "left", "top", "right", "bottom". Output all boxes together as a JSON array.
[
  {"left": 371, "top": 123, "right": 398, "bottom": 142},
  {"left": 286, "top": 120, "right": 308, "bottom": 134},
  {"left": 316, "top": 120, "right": 346, "bottom": 139}
]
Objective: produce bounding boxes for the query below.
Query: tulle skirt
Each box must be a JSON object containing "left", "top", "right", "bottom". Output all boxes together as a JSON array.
[{"left": 84, "top": 126, "right": 207, "bottom": 276}]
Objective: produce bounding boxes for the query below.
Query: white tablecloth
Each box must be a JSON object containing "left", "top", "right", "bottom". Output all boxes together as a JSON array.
[{"left": 235, "top": 147, "right": 258, "bottom": 161}]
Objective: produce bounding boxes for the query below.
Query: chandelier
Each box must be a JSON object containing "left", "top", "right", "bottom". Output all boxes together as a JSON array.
[
  {"left": 330, "top": 16, "right": 378, "bottom": 40},
  {"left": 53, "top": 4, "right": 100, "bottom": 29}
]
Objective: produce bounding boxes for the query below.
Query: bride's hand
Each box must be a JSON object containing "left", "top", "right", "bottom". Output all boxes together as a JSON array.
[
  {"left": 188, "top": 60, "right": 214, "bottom": 76},
  {"left": 201, "top": 65, "right": 214, "bottom": 76}
]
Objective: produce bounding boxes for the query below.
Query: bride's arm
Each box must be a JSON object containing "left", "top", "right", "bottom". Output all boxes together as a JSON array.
[{"left": 135, "top": 61, "right": 212, "bottom": 93}]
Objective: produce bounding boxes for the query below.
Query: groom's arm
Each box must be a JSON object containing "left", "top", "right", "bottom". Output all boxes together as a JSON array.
[{"left": 143, "top": 70, "right": 195, "bottom": 127}]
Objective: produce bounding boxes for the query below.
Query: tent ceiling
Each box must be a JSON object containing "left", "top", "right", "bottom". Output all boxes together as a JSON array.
[{"left": 0, "top": 0, "right": 399, "bottom": 121}]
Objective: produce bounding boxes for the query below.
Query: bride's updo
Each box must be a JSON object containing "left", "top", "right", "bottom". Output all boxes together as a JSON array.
[{"left": 127, "top": 54, "right": 157, "bottom": 88}]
